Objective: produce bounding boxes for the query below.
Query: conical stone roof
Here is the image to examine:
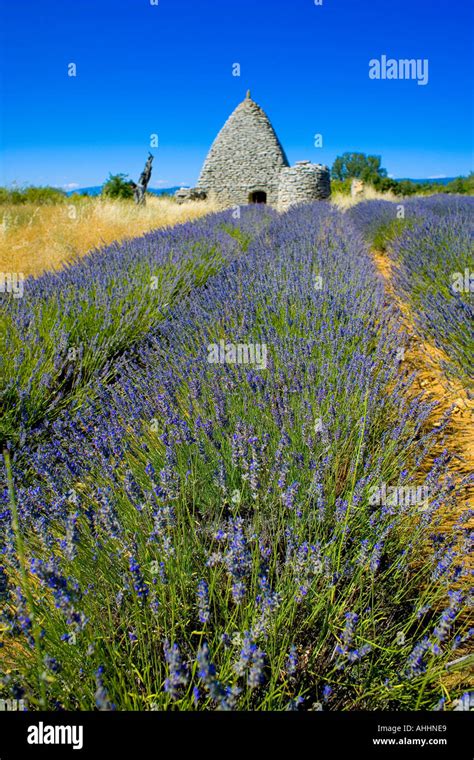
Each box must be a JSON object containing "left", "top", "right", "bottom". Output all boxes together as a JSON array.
[{"left": 196, "top": 93, "right": 289, "bottom": 206}]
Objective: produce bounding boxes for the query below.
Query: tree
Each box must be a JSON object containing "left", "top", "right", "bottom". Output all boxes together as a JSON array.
[
  {"left": 445, "top": 173, "right": 474, "bottom": 194},
  {"left": 331, "top": 153, "right": 387, "bottom": 183},
  {"left": 102, "top": 173, "right": 135, "bottom": 200}
]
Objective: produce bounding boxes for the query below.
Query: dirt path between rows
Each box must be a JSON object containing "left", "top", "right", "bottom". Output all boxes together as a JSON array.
[
  {"left": 372, "top": 247, "right": 473, "bottom": 692},
  {"left": 371, "top": 248, "right": 473, "bottom": 547}
]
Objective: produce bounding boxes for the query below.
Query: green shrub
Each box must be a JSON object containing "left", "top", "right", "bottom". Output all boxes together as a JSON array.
[
  {"left": 22, "top": 186, "right": 67, "bottom": 204},
  {"left": 102, "top": 173, "right": 135, "bottom": 200},
  {"left": 444, "top": 173, "right": 474, "bottom": 194},
  {"left": 0, "top": 186, "right": 67, "bottom": 205},
  {"left": 331, "top": 179, "right": 352, "bottom": 195}
]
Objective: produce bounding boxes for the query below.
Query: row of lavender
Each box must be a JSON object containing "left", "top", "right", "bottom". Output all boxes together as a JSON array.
[
  {"left": 1, "top": 204, "right": 471, "bottom": 710},
  {"left": 0, "top": 207, "right": 274, "bottom": 449},
  {"left": 349, "top": 195, "right": 474, "bottom": 383}
]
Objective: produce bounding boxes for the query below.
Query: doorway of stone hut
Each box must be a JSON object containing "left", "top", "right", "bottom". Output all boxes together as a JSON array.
[{"left": 249, "top": 191, "right": 267, "bottom": 204}]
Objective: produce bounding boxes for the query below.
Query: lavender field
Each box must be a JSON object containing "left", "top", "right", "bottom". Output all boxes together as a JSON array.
[{"left": 0, "top": 198, "right": 472, "bottom": 712}]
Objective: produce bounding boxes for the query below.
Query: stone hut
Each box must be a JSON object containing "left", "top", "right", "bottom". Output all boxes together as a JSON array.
[
  {"left": 195, "top": 91, "right": 289, "bottom": 206},
  {"left": 278, "top": 161, "right": 331, "bottom": 210},
  {"left": 177, "top": 92, "right": 331, "bottom": 208}
]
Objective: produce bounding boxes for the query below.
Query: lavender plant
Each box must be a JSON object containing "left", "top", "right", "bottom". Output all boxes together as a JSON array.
[
  {"left": 350, "top": 196, "right": 474, "bottom": 383},
  {"left": 390, "top": 209, "right": 473, "bottom": 383},
  {"left": 0, "top": 203, "right": 471, "bottom": 711},
  {"left": 0, "top": 206, "right": 276, "bottom": 448}
]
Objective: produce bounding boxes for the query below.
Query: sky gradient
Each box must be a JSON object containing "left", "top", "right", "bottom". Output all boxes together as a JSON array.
[{"left": 1, "top": 0, "right": 472, "bottom": 189}]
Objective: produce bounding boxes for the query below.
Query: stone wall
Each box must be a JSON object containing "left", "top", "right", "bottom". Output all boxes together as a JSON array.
[
  {"left": 175, "top": 187, "right": 207, "bottom": 204},
  {"left": 277, "top": 161, "right": 331, "bottom": 210}
]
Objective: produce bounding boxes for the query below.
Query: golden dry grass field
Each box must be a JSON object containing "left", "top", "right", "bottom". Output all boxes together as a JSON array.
[
  {"left": 330, "top": 185, "right": 399, "bottom": 209},
  {"left": 0, "top": 195, "right": 219, "bottom": 278},
  {"left": 0, "top": 188, "right": 403, "bottom": 279}
]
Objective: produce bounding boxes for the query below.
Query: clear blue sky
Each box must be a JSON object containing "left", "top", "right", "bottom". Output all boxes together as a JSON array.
[{"left": 0, "top": 0, "right": 472, "bottom": 188}]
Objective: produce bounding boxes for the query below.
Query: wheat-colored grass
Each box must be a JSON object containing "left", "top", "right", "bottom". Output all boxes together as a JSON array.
[
  {"left": 0, "top": 190, "right": 401, "bottom": 279},
  {"left": 330, "top": 186, "right": 399, "bottom": 210},
  {"left": 0, "top": 195, "right": 219, "bottom": 278}
]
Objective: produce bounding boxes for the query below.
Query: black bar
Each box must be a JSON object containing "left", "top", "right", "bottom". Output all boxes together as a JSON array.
[{"left": 0, "top": 711, "right": 471, "bottom": 758}]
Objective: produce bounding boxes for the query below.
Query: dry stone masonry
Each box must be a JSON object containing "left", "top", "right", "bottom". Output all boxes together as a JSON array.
[
  {"left": 278, "top": 161, "right": 331, "bottom": 210},
  {"left": 176, "top": 92, "right": 331, "bottom": 209}
]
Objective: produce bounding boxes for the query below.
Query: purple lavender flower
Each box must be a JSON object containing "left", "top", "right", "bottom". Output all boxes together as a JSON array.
[
  {"left": 370, "top": 542, "right": 383, "bottom": 573},
  {"left": 248, "top": 648, "right": 266, "bottom": 689},
  {"left": 322, "top": 684, "right": 332, "bottom": 702},
  {"left": 335, "top": 612, "right": 372, "bottom": 669},
  {"left": 60, "top": 511, "right": 79, "bottom": 561},
  {"left": 286, "top": 645, "right": 298, "bottom": 676},
  {"left": 224, "top": 517, "right": 252, "bottom": 603},
  {"left": 254, "top": 574, "right": 281, "bottom": 637},
  {"left": 433, "top": 590, "right": 463, "bottom": 648},
  {"left": 234, "top": 631, "right": 266, "bottom": 689},
  {"left": 197, "top": 579, "right": 210, "bottom": 624},
  {"left": 405, "top": 636, "right": 432, "bottom": 678},
  {"left": 129, "top": 555, "right": 148, "bottom": 600},
  {"left": 95, "top": 666, "right": 116, "bottom": 710},
  {"left": 197, "top": 641, "right": 240, "bottom": 710},
  {"left": 282, "top": 481, "right": 299, "bottom": 511},
  {"left": 287, "top": 541, "right": 323, "bottom": 602},
  {"left": 163, "top": 640, "right": 188, "bottom": 700},
  {"left": 44, "top": 655, "right": 61, "bottom": 673},
  {"left": 286, "top": 695, "right": 305, "bottom": 711}
]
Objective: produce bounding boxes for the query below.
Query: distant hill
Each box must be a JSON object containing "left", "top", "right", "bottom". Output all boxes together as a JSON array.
[
  {"left": 394, "top": 177, "right": 458, "bottom": 185},
  {"left": 67, "top": 185, "right": 184, "bottom": 197}
]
